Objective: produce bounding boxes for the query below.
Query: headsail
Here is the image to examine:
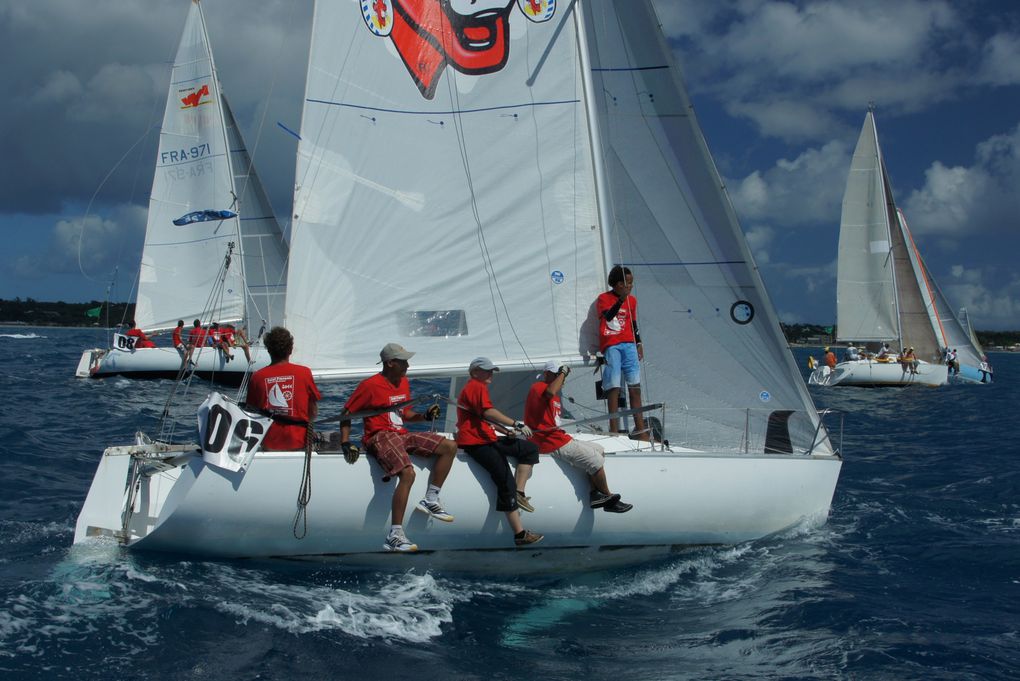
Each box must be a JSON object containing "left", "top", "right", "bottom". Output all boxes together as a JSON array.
[
  {"left": 572, "top": 0, "right": 827, "bottom": 452},
  {"left": 135, "top": 0, "right": 244, "bottom": 332},
  {"left": 223, "top": 95, "right": 289, "bottom": 333},
  {"left": 836, "top": 111, "right": 900, "bottom": 344}
]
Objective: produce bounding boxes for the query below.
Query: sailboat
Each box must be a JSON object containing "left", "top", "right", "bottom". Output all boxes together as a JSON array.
[
  {"left": 74, "top": 0, "right": 288, "bottom": 384},
  {"left": 808, "top": 110, "right": 986, "bottom": 387},
  {"left": 74, "top": 0, "right": 841, "bottom": 569}
]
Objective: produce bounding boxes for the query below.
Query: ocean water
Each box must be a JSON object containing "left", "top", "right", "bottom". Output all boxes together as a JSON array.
[{"left": 0, "top": 327, "right": 1017, "bottom": 680}]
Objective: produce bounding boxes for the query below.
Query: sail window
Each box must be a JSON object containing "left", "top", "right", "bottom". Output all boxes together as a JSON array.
[{"left": 398, "top": 310, "right": 469, "bottom": 337}]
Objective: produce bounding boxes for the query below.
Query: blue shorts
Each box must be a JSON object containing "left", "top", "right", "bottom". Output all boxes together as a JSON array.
[{"left": 602, "top": 342, "right": 640, "bottom": 390}]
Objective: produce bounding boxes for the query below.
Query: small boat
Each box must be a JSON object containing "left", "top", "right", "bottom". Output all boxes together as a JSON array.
[
  {"left": 75, "top": 0, "right": 287, "bottom": 384},
  {"left": 809, "top": 109, "right": 977, "bottom": 387},
  {"left": 75, "top": 0, "right": 842, "bottom": 570}
]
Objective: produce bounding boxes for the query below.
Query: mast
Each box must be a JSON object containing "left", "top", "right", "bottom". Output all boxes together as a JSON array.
[
  {"left": 573, "top": 0, "right": 613, "bottom": 269},
  {"left": 869, "top": 110, "right": 904, "bottom": 350},
  {"left": 197, "top": 0, "right": 245, "bottom": 325}
]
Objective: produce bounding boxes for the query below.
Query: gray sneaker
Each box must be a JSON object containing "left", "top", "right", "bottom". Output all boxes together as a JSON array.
[
  {"left": 383, "top": 532, "right": 418, "bottom": 552},
  {"left": 416, "top": 498, "right": 454, "bottom": 522}
]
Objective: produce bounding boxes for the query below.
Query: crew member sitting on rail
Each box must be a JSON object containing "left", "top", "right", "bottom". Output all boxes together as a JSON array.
[{"left": 125, "top": 320, "right": 156, "bottom": 348}]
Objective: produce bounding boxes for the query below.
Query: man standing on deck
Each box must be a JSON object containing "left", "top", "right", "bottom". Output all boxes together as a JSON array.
[
  {"left": 596, "top": 265, "right": 649, "bottom": 440},
  {"left": 339, "top": 343, "right": 458, "bottom": 553}
]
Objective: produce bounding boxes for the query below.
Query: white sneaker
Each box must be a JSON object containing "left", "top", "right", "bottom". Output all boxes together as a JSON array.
[
  {"left": 415, "top": 498, "right": 455, "bottom": 522},
  {"left": 383, "top": 532, "right": 418, "bottom": 552}
]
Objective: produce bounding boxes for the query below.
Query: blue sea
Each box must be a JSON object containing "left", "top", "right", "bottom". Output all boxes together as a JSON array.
[{"left": 1, "top": 327, "right": 1017, "bottom": 680}]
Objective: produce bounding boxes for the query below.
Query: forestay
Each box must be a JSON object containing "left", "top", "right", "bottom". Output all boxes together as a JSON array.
[{"left": 135, "top": 0, "right": 245, "bottom": 332}]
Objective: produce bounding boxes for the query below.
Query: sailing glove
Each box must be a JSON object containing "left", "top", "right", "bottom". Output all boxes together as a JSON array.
[
  {"left": 424, "top": 404, "right": 441, "bottom": 421},
  {"left": 341, "top": 441, "right": 361, "bottom": 464},
  {"left": 513, "top": 421, "right": 534, "bottom": 439},
  {"left": 558, "top": 365, "right": 571, "bottom": 377}
]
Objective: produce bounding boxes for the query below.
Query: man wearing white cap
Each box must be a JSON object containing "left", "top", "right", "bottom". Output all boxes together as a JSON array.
[
  {"left": 456, "top": 357, "right": 543, "bottom": 547},
  {"left": 340, "top": 342, "right": 458, "bottom": 552},
  {"left": 524, "top": 360, "right": 632, "bottom": 513}
]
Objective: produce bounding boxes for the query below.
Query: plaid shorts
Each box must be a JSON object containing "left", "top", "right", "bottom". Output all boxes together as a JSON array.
[{"left": 367, "top": 430, "right": 445, "bottom": 479}]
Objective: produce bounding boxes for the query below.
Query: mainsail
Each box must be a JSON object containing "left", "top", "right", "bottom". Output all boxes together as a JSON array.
[
  {"left": 135, "top": 1, "right": 287, "bottom": 335},
  {"left": 285, "top": 0, "right": 828, "bottom": 453}
]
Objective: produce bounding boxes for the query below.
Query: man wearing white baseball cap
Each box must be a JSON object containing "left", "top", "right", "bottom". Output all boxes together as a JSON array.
[{"left": 524, "top": 360, "right": 632, "bottom": 513}]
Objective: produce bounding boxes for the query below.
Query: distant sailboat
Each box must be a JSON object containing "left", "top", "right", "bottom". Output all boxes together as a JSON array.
[
  {"left": 809, "top": 110, "right": 989, "bottom": 386},
  {"left": 75, "top": 0, "right": 841, "bottom": 568},
  {"left": 74, "top": 0, "right": 287, "bottom": 384}
]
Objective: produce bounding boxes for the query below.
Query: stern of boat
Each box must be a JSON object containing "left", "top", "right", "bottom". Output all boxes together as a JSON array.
[{"left": 74, "top": 348, "right": 105, "bottom": 378}]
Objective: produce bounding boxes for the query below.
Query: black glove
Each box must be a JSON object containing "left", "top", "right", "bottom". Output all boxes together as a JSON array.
[
  {"left": 424, "top": 404, "right": 441, "bottom": 421},
  {"left": 341, "top": 441, "right": 360, "bottom": 464},
  {"left": 558, "top": 365, "right": 571, "bottom": 377}
]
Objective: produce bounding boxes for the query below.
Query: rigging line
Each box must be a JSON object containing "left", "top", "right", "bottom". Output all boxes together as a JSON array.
[
  {"left": 442, "top": 51, "right": 537, "bottom": 363},
  {"left": 442, "top": 71, "right": 512, "bottom": 358},
  {"left": 77, "top": 125, "right": 159, "bottom": 283}
]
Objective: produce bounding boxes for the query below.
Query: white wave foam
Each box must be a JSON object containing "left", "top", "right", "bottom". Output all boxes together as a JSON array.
[
  {"left": 209, "top": 566, "right": 466, "bottom": 642},
  {"left": 0, "top": 333, "right": 44, "bottom": 339}
]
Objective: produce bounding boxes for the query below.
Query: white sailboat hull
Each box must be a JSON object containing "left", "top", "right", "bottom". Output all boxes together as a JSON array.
[
  {"left": 73, "top": 434, "right": 841, "bottom": 572},
  {"left": 951, "top": 363, "right": 993, "bottom": 385},
  {"left": 75, "top": 346, "right": 268, "bottom": 385},
  {"left": 808, "top": 359, "right": 947, "bottom": 387}
]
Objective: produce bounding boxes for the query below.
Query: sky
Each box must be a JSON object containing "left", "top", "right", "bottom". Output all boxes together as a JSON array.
[{"left": 2, "top": 0, "right": 1020, "bottom": 330}]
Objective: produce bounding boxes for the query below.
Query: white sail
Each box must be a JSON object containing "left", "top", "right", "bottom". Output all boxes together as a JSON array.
[
  {"left": 562, "top": 0, "right": 827, "bottom": 452},
  {"left": 134, "top": 0, "right": 244, "bottom": 332},
  {"left": 286, "top": 0, "right": 604, "bottom": 377},
  {"left": 835, "top": 111, "right": 899, "bottom": 343},
  {"left": 223, "top": 95, "right": 289, "bottom": 333}
]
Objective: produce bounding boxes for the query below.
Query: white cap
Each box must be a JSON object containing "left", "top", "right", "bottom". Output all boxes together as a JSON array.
[{"left": 469, "top": 357, "right": 499, "bottom": 372}]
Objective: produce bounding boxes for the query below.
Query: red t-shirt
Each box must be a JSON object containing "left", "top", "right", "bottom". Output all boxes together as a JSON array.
[
  {"left": 596, "top": 291, "right": 638, "bottom": 352},
  {"left": 344, "top": 373, "right": 413, "bottom": 444},
  {"left": 172, "top": 327, "right": 183, "bottom": 347},
  {"left": 456, "top": 378, "right": 496, "bottom": 446},
  {"left": 524, "top": 380, "right": 572, "bottom": 453},
  {"left": 246, "top": 361, "right": 321, "bottom": 451},
  {"left": 188, "top": 327, "right": 206, "bottom": 347},
  {"left": 126, "top": 327, "right": 155, "bottom": 348}
]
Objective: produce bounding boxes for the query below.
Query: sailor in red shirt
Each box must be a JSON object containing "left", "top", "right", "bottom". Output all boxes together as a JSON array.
[
  {"left": 525, "top": 360, "right": 632, "bottom": 513},
  {"left": 595, "top": 265, "right": 649, "bottom": 440},
  {"left": 125, "top": 320, "right": 156, "bottom": 348},
  {"left": 208, "top": 322, "right": 234, "bottom": 361},
  {"left": 245, "top": 326, "right": 321, "bottom": 451},
  {"left": 456, "top": 357, "right": 543, "bottom": 547},
  {"left": 339, "top": 343, "right": 457, "bottom": 553},
  {"left": 172, "top": 320, "right": 185, "bottom": 355},
  {"left": 184, "top": 319, "right": 203, "bottom": 357}
]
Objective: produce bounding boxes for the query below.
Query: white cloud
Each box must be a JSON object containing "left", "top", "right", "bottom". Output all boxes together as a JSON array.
[
  {"left": 15, "top": 204, "right": 146, "bottom": 279},
  {"left": 941, "top": 266, "right": 1020, "bottom": 330},
  {"left": 744, "top": 225, "right": 774, "bottom": 264},
  {"left": 730, "top": 140, "right": 849, "bottom": 226},
  {"left": 978, "top": 32, "right": 1020, "bottom": 86},
  {"left": 904, "top": 123, "right": 1020, "bottom": 237}
]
